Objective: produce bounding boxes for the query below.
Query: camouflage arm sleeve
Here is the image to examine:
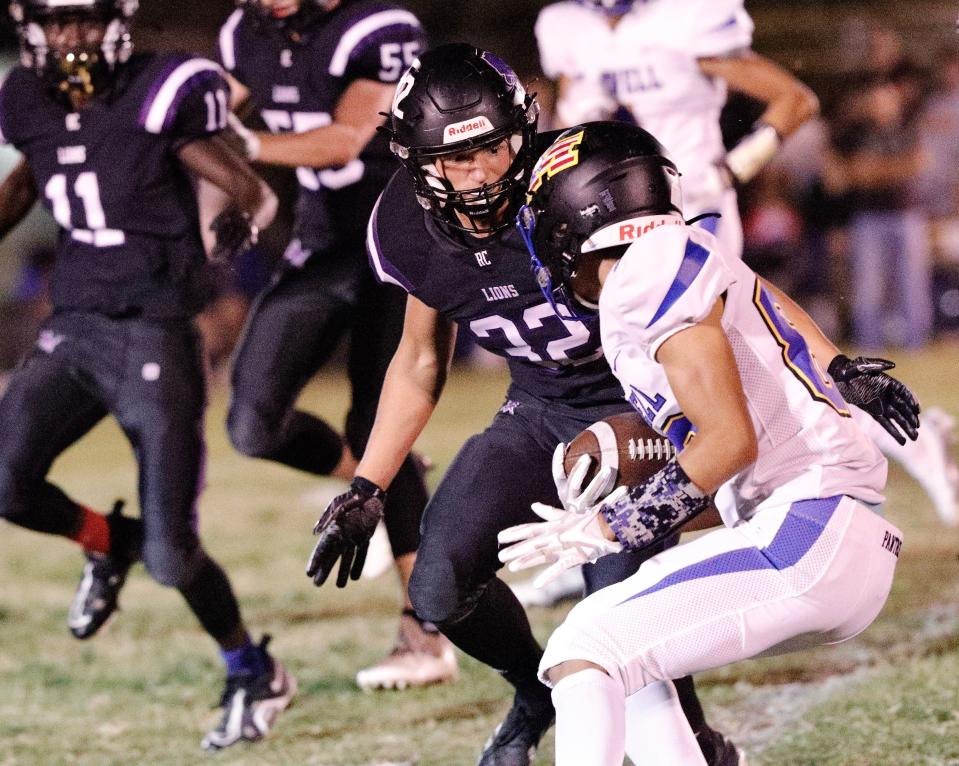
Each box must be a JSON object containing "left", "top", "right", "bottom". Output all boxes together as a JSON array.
[{"left": 600, "top": 459, "right": 712, "bottom": 551}]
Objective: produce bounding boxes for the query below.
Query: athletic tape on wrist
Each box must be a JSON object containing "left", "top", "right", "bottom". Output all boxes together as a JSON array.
[
  {"left": 725, "top": 122, "right": 781, "bottom": 183},
  {"left": 601, "top": 458, "right": 711, "bottom": 551}
]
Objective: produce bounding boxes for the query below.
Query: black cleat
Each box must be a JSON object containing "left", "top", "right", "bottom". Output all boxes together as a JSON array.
[
  {"left": 477, "top": 693, "right": 554, "bottom": 766},
  {"left": 698, "top": 726, "right": 749, "bottom": 766},
  {"left": 201, "top": 636, "right": 297, "bottom": 751},
  {"left": 67, "top": 501, "right": 134, "bottom": 640}
]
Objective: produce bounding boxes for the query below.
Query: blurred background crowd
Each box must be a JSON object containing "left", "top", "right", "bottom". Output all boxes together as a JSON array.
[{"left": 1, "top": 0, "right": 958, "bottom": 373}]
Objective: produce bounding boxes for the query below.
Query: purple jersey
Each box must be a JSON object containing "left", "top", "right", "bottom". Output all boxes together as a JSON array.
[
  {"left": 0, "top": 52, "right": 228, "bottom": 317},
  {"left": 367, "top": 165, "right": 626, "bottom": 406},
  {"left": 219, "top": 0, "right": 425, "bottom": 252}
]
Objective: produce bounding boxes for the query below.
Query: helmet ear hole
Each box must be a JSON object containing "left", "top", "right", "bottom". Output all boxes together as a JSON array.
[{"left": 548, "top": 223, "right": 569, "bottom": 247}]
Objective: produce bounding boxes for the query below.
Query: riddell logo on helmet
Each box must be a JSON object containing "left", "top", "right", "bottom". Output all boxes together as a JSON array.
[
  {"left": 618, "top": 217, "right": 682, "bottom": 241},
  {"left": 581, "top": 215, "right": 682, "bottom": 254},
  {"left": 443, "top": 116, "right": 492, "bottom": 143}
]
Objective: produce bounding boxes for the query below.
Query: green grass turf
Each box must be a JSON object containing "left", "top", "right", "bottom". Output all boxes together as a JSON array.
[{"left": 0, "top": 343, "right": 957, "bottom": 765}]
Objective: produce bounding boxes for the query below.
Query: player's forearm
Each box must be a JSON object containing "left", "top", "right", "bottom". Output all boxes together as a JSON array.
[
  {"left": 240, "top": 177, "right": 278, "bottom": 232},
  {"left": 703, "top": 53, "right": 818, "bottom": 183},
  {"left": 256, "top": 125, "right": 368, "bottom": 169},
  {"left": 355, "top": 350, "right": 448, "bottom": 489},
  {"left": 657, "top": 306, "right": 758, "bottom": 494},
  {"left": 179, "top": 136, "right": 278, "bottom": 230},
  {"left": 757, "top": 80, "right": 819, "bottom": 140},
  {"left": 703, "top": 53, "right": 819, "bottom": 140},
  {"left": 0, "top": 158, "right": 38, "bottom": 239}
]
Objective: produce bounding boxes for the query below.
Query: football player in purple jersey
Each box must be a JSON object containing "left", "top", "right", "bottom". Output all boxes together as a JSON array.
[
  {"left": 305, "top": 43, "right": 746, "bottom": 766},
  {"left": 215, "top": 0, "right": 457, "bottom": 690},
  {"left": 0, "top": 0, "right": 295, "bottom": 749}
]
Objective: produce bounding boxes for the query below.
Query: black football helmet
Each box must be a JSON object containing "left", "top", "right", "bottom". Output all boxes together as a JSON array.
[
  {"left": 517, "top": 121, "right": 683, "bottom": 318},
  {"left": 9, "top": 0, "right": 137, "bottom": 95},
  {"left": 237, "top": 0, "right": 334, "bottom": 36},
  {"left": 386, "top": 43, "right": 539, "bottom": 235},
  {"left": 575, "top": 0, "right": 635, "bottom": 16}
]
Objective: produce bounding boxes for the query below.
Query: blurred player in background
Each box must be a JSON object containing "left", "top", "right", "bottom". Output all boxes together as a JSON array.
[
  {"left": 522, "top": 0, "right": 957, "bottom": 605},
  {"left": 536, "top": 0, "right": 818, "bottom": 259},
  {"left": 0, "top": 0, "right": 294, "bottom": 749},
  {"left": 306, "top": 44, "right": 745, "bottom": 766},
  {"left": 501, "top": 121, "right": 918, "bottom": 765},
  {"left": 215, "top": 0, "right": 456, "bottom": 690}
]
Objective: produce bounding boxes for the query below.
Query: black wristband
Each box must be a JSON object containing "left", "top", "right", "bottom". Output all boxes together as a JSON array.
[{"left": 352, "top": 475, "right": 386, "bottom": 498}]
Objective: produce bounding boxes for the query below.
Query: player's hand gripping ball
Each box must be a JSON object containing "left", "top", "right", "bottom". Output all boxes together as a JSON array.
[
  {"left": 558, "top": 412, "right": 678, "bottom": 502},
  {"left": 500, "top": 413, "right": 678, "bottom": 586}
]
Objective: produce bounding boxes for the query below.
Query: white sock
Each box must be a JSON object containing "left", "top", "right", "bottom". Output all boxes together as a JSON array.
[
  {"left": 552, "top": 668, "right": 626, "bottom": 766},
  {"left": 624, "top": 681, "right": 707, "bottom": 766}
]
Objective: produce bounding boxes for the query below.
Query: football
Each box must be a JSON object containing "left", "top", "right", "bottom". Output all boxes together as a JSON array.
[{"left": 564, "top": 412, "right": 677, "bottom": 489}]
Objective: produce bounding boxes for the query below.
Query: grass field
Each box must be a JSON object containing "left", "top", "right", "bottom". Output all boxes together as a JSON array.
[{"left": 1, "top": 344, "right": 958, "bottom": 766}]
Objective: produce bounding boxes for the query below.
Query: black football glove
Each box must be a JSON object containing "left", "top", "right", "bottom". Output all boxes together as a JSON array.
[
  {"left": 306, "top": 476, "right": 386, "bottom": 588},
  {"left": 209, "top": 207, "right": 258, "bottom": 263},
  {"left": 828, "top": 354, "right": 921, "bottom": 446}
]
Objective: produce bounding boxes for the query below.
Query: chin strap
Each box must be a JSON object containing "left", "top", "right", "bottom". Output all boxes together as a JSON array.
[{"left": 685, "top": 212, "right": 722, "bottom": 227}]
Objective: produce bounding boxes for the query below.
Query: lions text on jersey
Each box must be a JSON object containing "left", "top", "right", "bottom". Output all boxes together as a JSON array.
[
  {"left": 368, "top": 166, "right": 626, "bottom": 407},
  {"left": 0, "top": 52, "right": 229, "bottom": 318}
]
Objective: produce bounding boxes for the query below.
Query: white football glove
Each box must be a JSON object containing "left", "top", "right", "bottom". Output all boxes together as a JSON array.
[
  {"left": 552, "top": 442, "right": 618, "bottom": 514},
  {"left": 497, "top": 486, "right": 627, "bottom": 589},
  {"left": 227, "top": 112, "right": 262, "bottom": 162}
]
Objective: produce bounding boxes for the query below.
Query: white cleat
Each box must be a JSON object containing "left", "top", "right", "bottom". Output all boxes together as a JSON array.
[
  {"left": 355, "top": 612, "right": 458, "bottom": 691},
  {"left": 858, "top": 405, "right": 959, "bottom": 528},
  {"left": 201, "top": 637, "right": 297, "bottom": 751},
  {"left": 509, "top": 565, "right": 584, "bottom": 608},
  {"left": 921, "top": 407, "right": 959, "bottom": 527}
]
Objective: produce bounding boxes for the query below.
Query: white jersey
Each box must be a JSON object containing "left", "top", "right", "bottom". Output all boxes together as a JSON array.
[
  {"left": 597, "top": 214, "right": 887, "bottom": 523},
  {"left": 535, "top": 0, "right": 752, "bottom": 221}
]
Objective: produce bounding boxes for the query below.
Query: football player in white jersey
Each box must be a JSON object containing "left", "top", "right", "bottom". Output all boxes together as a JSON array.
[
  {"left": 533, "top": 0, "right": 959, "bottom": 533},
  {"left": 499, "top": 122, "right": 920, "bottom": 765},
  {"left": 535, "top": 0, "right": 818, "bottom": 260}
]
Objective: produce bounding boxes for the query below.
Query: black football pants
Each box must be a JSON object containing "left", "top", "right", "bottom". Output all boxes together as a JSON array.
[
  {"left": 408, "top": 388, "right": 672, "bottom": 677},
  {"left": 407, "top": 388, "right": 718, "bottom": 738},
  {"left": 227, "top": 248, "right": 426, "bottom": 557},
  {"left": 0, "top": 311, "right": 243, "bottom": 642}
]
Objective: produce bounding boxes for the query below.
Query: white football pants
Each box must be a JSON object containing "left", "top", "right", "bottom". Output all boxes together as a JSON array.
[{"left": 539, "top": 495, "right": 901, "bottom": 695}]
